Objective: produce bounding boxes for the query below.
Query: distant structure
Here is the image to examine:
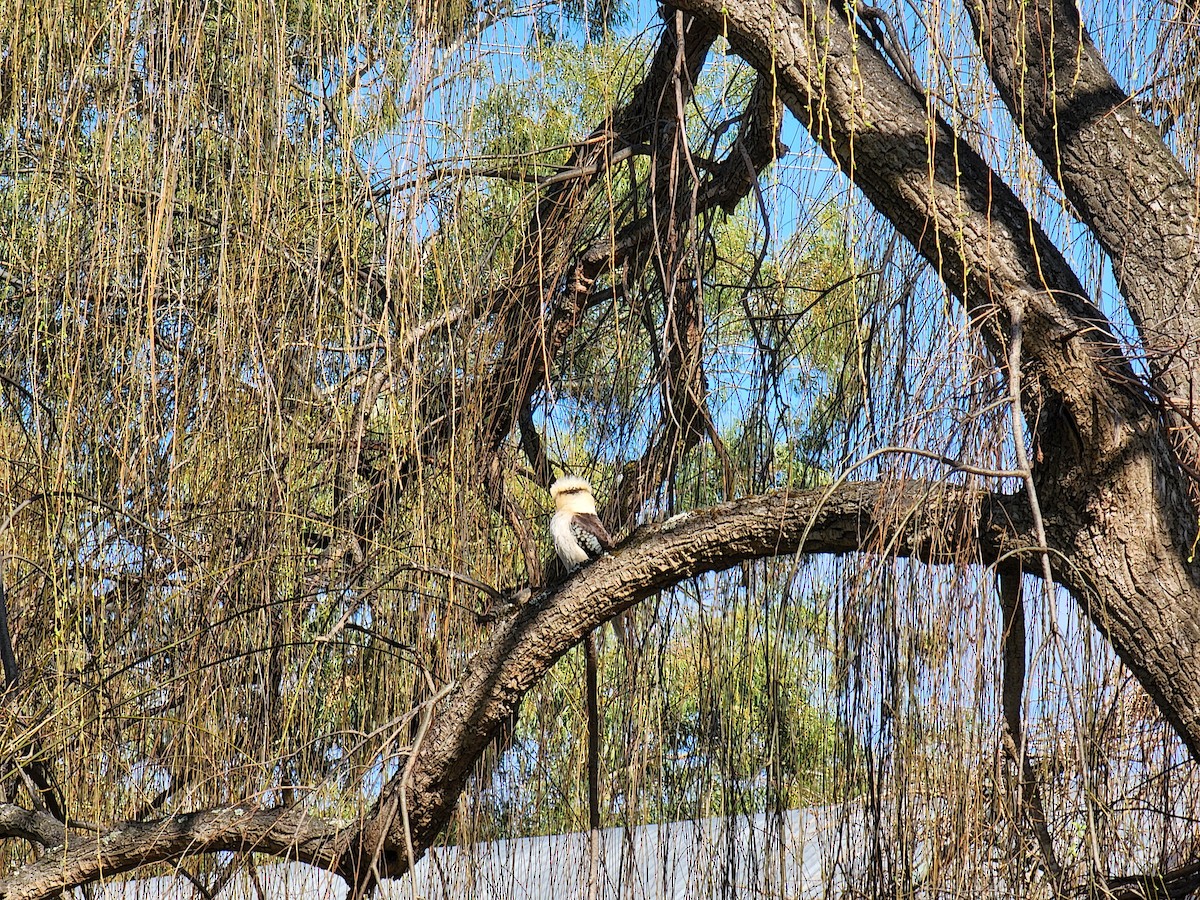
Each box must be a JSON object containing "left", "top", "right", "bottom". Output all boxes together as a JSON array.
[
  {"left": 93, "top": 807, "right": 945, "bottom": 899},
  {"left": 549, "top": 475, "right": 613, "bottom": 570}
]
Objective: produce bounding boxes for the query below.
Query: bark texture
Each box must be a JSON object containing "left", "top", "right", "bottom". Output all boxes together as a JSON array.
[
  {"left": 1, "top": 481, "right": 1027, "bottom": 899},
  {"left": 0, "top": 807, "right": 343, "bottom": 900},
  {"left": 967, "top": 0, "right": 1200, "bottom": 470},
  {"left": 4, "top": 1, "right": 1200, "bottom": 897},
  {"left": 669, "top": 0, "right": 1200, "bottom": 758},
  {"left": 344, "top": 479, "right": 1027, "bottom": 886}
]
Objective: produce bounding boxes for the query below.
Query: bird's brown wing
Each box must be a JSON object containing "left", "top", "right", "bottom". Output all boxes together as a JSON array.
[{"left": 572, "top": 512, "right": 613, "bottom": 554}]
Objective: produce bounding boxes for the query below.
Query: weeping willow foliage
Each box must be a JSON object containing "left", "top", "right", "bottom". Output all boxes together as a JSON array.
[
  {"left": 0, "top": 0, "right": 847, "bottom": 848},
  {"left": 1, "top": 0, "right": 1199, "bottom": 896}
]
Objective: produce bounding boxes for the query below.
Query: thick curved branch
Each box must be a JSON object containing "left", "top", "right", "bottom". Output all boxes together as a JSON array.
[
  {"left": 4, "top": 480, "right": 1023, "bottom": 898},
  {"left": 0, "top": 806, "right": 344, "bottom": 900},
  {"left": 339, "top": 478, "right": 1029, "bottom": 886},
  {"left": 0, "top": 803, "right": 68, "bottom": 848},
  {"left": 669, "top": 0, "right": 1131, "bottom": 422},
  {"left": 665, "top": 0, "right": 1200, "bottom": 763}
]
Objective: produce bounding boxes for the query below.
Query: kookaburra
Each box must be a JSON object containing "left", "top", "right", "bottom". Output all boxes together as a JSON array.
[{"left": 550, "top": 475, "right": 613, "bottom": 570}]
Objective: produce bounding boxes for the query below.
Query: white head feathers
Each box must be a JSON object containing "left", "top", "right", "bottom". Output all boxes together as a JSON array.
[{"left": 550, "top": 475, "right": 599, "bottom": 516}]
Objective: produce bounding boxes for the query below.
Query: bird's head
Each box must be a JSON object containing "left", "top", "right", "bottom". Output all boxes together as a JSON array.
[{"left": 550, "top": 475, "right": 599, "bottom": 515}]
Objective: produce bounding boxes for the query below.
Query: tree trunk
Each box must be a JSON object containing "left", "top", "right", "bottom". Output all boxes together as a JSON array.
[
  {"left": 966, "top": 0, "right": 1200, "bottom": 471},
  {"left": 667, "top": 0, "right": 1200, "bottom": 753}
]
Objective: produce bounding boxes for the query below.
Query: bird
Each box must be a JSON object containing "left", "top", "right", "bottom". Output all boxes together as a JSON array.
[{"left": 549, "top": 475, "right": 613, "bottom": 571}]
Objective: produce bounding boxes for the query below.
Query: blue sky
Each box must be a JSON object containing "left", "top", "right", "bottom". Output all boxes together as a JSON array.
[{"left": 345, "top": 0, "right": 1165, "bottom": 758}]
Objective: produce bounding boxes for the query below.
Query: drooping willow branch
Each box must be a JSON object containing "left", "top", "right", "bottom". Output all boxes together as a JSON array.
[
  {"left": 2, "top": 479, "right": 1035, "bottom": 900},
  {"left": 341, "top": 477, "right": 1035, "bottom": 888}
]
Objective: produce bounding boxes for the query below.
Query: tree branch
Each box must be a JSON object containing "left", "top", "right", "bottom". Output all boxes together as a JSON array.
[
  {"left": 4, "top": 480, "right": 1023, "bottom": 898},
  {"left": 998, "top": 566, "right": 1064, "bottom": 891},
  {"left": 339, "top": 478, "right": 1030, "bottom": 887},
  {"left": 666, "top": 0, "right": 1200, "bottom": 764},
  {"left": 966, "top": 0, "right": 1200, "bottom": 482},
  {"left": 0, "top": 803, "right": 69, "bottom": 848},
  {"left": 669, "top": 0, "right": 1132, "bottom": 422},
  {"left": 0, "top": 806, "right": 344, "bottom": 900},
  {"left": 1107, "top": 859, "right": 1200, "bottom": 900}
]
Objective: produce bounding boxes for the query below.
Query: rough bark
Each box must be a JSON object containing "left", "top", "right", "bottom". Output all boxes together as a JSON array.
[
  {"left": 667, "top": 0, "right": 1200, "bottom": 759},
  {"left": 5, "top": 2, "right": 1200, "bottom": 897},
  {"left": 0, "top": 807, "right": 343, "bottom": 900},
  {"left": 0, "top": 804, "right": 68, "bottom": 849},
  {"left": 1, "top": 480, "right": 1027, "bottom": 899},
  {"left": 340, "top": 478, "right": 1028, "bottom": 887},
  {"left": 966, "top": 0, "right": 1200, "bottom": 474}
]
